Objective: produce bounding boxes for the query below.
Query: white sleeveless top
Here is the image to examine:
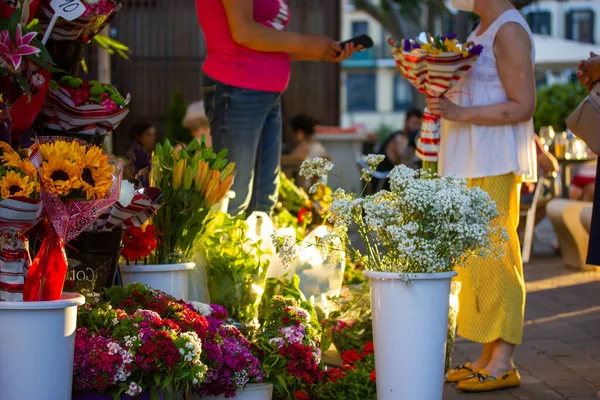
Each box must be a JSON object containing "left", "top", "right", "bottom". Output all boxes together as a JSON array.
[{"left": 438, "top": 10, "right": 537, "bottom": 181}]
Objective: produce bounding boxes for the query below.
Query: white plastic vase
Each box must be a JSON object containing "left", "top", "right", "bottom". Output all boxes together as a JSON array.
[
  {"left": 0, "top": 293, "right": 85, "bottom": 400},
  {"left": 119, "top": 262, "right": 195, "bottom": 301},
  {"left": 181, "top": 383, "right": 273, "bottom": 400},
  {"left": 364, "top": 270, "right": 457, "bottom": 400}
]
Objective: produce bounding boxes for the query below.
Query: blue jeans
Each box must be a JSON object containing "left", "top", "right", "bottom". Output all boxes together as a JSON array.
[{"left": 202, "top": 75, "right": 282, "bottom": 216}]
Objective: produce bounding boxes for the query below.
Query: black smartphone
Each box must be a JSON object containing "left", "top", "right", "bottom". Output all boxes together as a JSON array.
[{"left": 339, "top": 34, "right": 374, "bottom": 51}]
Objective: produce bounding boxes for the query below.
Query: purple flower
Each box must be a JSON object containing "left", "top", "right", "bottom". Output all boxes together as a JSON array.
[
  {"left": 441, "top": 34, "right": 457, "bottom": 41},
  {"left": 469, "top": 44, "right": 484, "bottom": 56},
  {"left": 134, "top": 309, "right": 162, "bottom": 323},
  {"left": 403, "top": 39, "right": 412, "bottom": 52}
]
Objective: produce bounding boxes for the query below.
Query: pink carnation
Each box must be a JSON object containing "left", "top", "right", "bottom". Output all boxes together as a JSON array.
[
  {"left": 102, "top": 98, "right": 118, "bottom": 113},
  {"left": 29, "top": 73, "right": 45, "bottom": 91}
]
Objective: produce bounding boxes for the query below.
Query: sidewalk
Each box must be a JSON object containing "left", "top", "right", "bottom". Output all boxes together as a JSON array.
[{"left": 444, "top": 255, "right": 600, "bottom": 399}]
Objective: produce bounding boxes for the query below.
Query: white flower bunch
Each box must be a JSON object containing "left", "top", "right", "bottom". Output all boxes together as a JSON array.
[
  {"left": 299, "top": 157, "right": 334, "bottom": 179},
  {"left": 190, "top": 301, "right": 212, "bottom": 317},
  {"left": 279, "top": 157, "right": 501, "bottom": 275},
  {"left": 118, "top": 180, "right": 137, "bottom": 207}
]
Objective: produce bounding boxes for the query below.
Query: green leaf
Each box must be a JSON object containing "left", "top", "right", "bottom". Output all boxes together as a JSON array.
[
  {"left": 150, "top": 388, "right": 160, "bottom": 400},
  {"left": 8, "top": 7, "right": 21, "bottom": 44}
]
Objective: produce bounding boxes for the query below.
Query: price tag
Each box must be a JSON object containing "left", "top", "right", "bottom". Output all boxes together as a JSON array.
[
  {"left": 41, "top": 0, "right": 86, "bottom": 44},
  {"left": 49, "top": 0, "right": 86, "bottom": 21}
]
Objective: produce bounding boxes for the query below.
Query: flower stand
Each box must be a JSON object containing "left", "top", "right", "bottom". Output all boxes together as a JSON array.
[
  {"left": 364, "top": 270, "right": 457, "bottom": 400},
  {"left": 0, "top": 293, "right": 85, "bottom": 400},
  {"left": 72, "top": 391, "right": 165, "bottom": 400},
  {"left": 189, "top": 383, "right": 273, "bottom": 400},
  {"left": 119, "top": 262, "right": 196, "bottom": 301}
]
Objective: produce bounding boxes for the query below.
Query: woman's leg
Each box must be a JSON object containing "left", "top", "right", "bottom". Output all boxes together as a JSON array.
[
  {"left": 249, "top": 96, "right": 282, "bottom": 215},
  {"left": 203, "top": 79, "right": 279, "bottom": 216},
  {"left": 569, "top": 185, "right": 583, "bottom": 201},
  {"left": 470, "top": 341, "right": 496, "bottom": 370},
  {"left": 485, "top": 340, "right": 516, "bottom": 376},
  {"left": 583, "top": 183, "right": 595, "bottom": 202}
]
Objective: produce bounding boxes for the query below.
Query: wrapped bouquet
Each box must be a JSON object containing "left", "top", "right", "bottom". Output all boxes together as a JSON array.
[
  {"left": 23, "top": 137, "right": 123, "bottom": 301},
  {"left": 0, "top": 142, "right": 42, "bottom": 301},
  {"left": 40, "top": 76, "right": 130, "bottom": 143},
  {"left": 389, "top": 34, "right": 483, "bottom": 173},
  {"left": 0, "top": 13, "right": 55, "bottom": 139},
  {"left": 38, "top": 0, "right": 122, "bottom": 42}
]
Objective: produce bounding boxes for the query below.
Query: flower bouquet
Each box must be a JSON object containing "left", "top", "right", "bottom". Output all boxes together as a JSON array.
[
  {"left": 255, "top": 296, "right": 323, "bottom": 400},
  {"left": 40, "top": 76, "right": 130, "bottom": 145},
  {"left": 38, "top": 0, "right": 122, "bottom": 43},
  {"left": 0, "top": 11, "right": 56, "bottom": 139},
  {"left": 23, "top": 137, "right": 123, "bottom": 301},
  {"left": 74, "top": 290, "right": 208, "bottom": 399},
  {"left": 388, "top": 34, "right": 483, "bottom": 173},
  {"left": 317, "top": 342, "right": 376, "bottom": 400},
  {"left": 150, "top": 138, "right": 234, "bottom": 265},
  {"left": 277, "top": 157, "right": 501, "bottom": 399},
  {"left": 0, "top": 141, "right": 42, "bottom": 300}
]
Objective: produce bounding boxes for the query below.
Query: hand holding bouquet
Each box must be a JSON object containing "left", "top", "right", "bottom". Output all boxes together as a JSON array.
[
  {"left": 23, "top": 137, "right": 123, "bottom": 301},
  {"left": 389, "top": 34, "right": 483, "bottom": 172}
]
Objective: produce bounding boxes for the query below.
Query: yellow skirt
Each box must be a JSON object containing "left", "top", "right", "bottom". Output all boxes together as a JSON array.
[{"left": 455, "top": 173, "right": 526, "bottom": 345}]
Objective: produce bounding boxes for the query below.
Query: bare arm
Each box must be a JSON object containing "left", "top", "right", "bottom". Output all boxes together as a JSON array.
[
  {"left": 534, "top": 136, "right": 559, "bottom": 173},
  {"left": 222, "top": 0, "right": 340, "bottom": 60},
  {"left": 427, "top": 23, "right": 536, "bottom": 125}
]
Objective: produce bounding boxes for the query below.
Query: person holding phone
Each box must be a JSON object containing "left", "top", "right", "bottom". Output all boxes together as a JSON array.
[
  {"left": 426, "top": 0, "right": 536, "bottom": 392},
  {"left": 196, "top": 0, "right": 359, "bottom": 216}
]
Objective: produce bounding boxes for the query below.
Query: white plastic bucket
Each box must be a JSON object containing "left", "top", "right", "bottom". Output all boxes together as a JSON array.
[
  {"left": 364, "top": 270, "right": 457, "bottom": 400},
  {"left": 0, "top": 293, "right": 85, "bottom": 400},
  {"left": 119, "top": 262, "right": 195, "bottom": 301},
  {"left": 182, "top": 383, "right": 273, "bottom": 400}
]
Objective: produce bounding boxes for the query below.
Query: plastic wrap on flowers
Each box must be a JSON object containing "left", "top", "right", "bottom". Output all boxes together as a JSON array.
[
  {"left": 0, "top": 0, "right": 40, "bottom": 24},
  {"left": 292, "top": 225, "right": 345, "bottom": 311},
  {"left": 0, "top": 143, "right": 43, "bottom": 301},
  {"left": 87, "top": 186, "right": 163, "bottom": 232},
  {"left": 9, "top": 70, "right": 51, "bottom": 141},
  {"left": 40, "top": 77, "right": 130, "bottom": 140},
  {"left": 38, "top": 1, "right": 122, "bottom": 42},
  {"left": 388, "top": 36, "right": 481, "bottom": 168},
  {"left": 23, "top": 137, "right": 123, "bottom": 301}
]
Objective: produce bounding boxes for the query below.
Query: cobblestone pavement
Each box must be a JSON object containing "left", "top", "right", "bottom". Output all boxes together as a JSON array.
[{"left": 444, "top": 254, "right": 600, "bottom": 400}]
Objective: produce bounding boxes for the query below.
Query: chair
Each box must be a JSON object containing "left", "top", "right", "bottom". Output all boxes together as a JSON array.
[
  {"left": 355, "top": 156, "right": 390, "bottom": 192},
  {"left": 520, "top": 172, "right": 555, "bottom": 264}
]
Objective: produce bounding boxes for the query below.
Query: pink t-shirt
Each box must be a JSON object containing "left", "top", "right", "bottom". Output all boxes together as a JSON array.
[{"left": 196, "top": 0, "right": 291, "bottom": 93}]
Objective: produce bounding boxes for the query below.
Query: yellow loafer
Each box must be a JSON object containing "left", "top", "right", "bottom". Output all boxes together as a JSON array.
[
  {"left": 458, "top": 368, "right": 521, "bottom": 392},
  {"left": 446, "top": 363, "right": 480, "bottom": 383}
]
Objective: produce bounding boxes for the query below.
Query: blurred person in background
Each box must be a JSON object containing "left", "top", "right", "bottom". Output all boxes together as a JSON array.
[
  {"left": 124, "top": 122, "right": 156, "bottom": 187},
  {"left": 183, "top": 101, "right": 212, "bottom": 147}
]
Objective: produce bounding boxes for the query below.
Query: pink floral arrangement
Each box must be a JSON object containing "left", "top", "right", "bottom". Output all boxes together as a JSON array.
[
  {"left": 81, "top": 0, "right": 119, "bottom": 18},
  {"left": 40, "top": 76, "right": 130, "bottom": 138},
  {"left": 75, "top": 289, "right": 208, "bottom": 398},
  {"left": 256, "top": 296, "right": 324, "bottom": 400},
  {"left": 99, "top": 284, "right": 265, "bottom": 398}
]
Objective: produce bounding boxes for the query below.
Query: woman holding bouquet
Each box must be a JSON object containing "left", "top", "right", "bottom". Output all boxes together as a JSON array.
[
  {"left": 196, "top": 0, "right": 357, "bottom": 216},
  {"left": 426, "top": 0, "right": 536, "bottom": 392}
]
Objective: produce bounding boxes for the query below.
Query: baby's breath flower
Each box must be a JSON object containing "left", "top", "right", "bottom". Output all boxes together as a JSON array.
[{"left": 299, "top": 157, "right": 334, "bottom": 179}]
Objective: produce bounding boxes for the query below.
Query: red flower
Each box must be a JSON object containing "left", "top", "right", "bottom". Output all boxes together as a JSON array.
[
  {"left": 362, "top": 341, "right": 374, "bottom": 356},
  {"left": 341, "top": 349, "right": 362, "bottom": 365},
  {"left": 298, "top": 208, "right": 312, "bottom": 224},
  {"left": 121, "top": 225, "right": 161, "bottom": 262},
  {"left": 327, "top": 367, "right": 346, "bottom": 383},
  {"left": 295, "top": 390, "right": 310, "bottom": 400},
  {"left": 370, "top": 370, "right": 376, "bottom": 382}
]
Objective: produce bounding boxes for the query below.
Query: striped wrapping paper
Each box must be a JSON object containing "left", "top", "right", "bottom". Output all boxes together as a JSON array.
[
  {"left": 0, "top": 198, "right": 43, "bottom": 302},
  {"left": 40, "top": 86, "right": 130, "bottom": 137},
  {"left": 38, "top": 2, "right": 122, "bottom": 42},
  {"left": 389, "top": 39, "right": 479, "bottom": 163},
  {"left": 87, "top": 188, "right": 162, "bottom": 232}
]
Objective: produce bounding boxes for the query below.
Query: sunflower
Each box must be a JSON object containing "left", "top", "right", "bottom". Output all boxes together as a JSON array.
[
  {"left": 40, "top": 158, "right": 82, "bottom": 197},
  {"left": 39, "top": 141, "right": 86, "bottom": 164},
  {"left": 79, "top": 148, "right": 115, "bottom": 200},
  {"left": 0, "top": 171, "right": 35, "bottom": 199},
  {"left": 0, "top": 143, "right": 22, "bottom": 169}
]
